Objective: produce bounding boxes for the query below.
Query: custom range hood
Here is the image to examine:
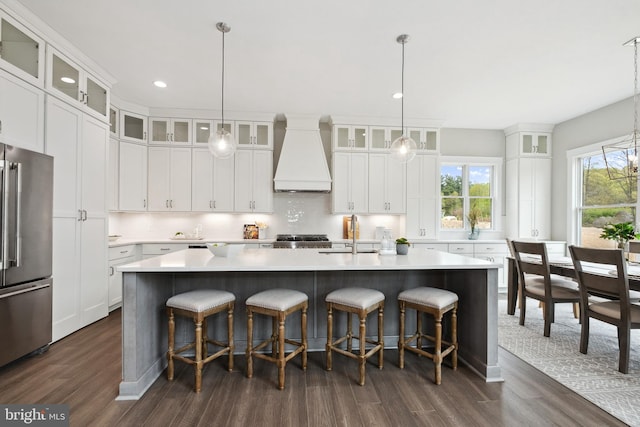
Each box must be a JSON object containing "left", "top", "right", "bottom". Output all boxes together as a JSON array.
[{"left": 274, "top": 114, "right": 332, "bottom": 192}]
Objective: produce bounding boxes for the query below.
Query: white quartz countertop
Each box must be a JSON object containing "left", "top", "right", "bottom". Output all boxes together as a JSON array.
[
  {"left": 118, "top": 247, "right": 501, "bottom": 273},
  {"left": 109, "top": 238, "right": 274, "bottom": 247}
]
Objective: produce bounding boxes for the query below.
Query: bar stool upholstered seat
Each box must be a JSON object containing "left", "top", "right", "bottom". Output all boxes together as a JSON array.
[
  {"left": 166, "top": 289, "right": 235, "bottom": 392},
  {"left": 245, "top": 289, "right": 308, "bottom": 390},
  {"left": 325, "top": 287, "right": 385, "bottom": 386},
  {"left": 398, "top": 287, "right": 458, "bottom": 385}
]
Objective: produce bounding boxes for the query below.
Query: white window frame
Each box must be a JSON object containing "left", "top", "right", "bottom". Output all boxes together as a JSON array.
[
  {"left": 566, "top": 137, "right": 639, "bottom": 246},
  {"left": 439, "top": 156, "right": 503, "bottom": 240}
]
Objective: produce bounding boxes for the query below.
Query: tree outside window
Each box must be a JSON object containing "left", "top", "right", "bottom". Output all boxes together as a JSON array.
[{"left": 441, "top": 164, "right": 494, "bottom": 230}]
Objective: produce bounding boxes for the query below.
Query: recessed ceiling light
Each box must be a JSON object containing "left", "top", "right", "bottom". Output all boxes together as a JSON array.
[
  {"left": 60, "top": 76, "right": 75, "bottom": 84},
  {"left": 393, "top": 92, "right": 403, "bottom": 99},
  {"left": 153, "top": 80, "right": 167, "bottom": 88},
  {"left": 200, "top": 126, "right": 209, "bottom": 130}
]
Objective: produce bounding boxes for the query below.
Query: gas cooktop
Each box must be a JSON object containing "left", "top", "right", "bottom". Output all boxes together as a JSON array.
[{"left": 273, "top": 234, "right": 331, "bottom": 248}]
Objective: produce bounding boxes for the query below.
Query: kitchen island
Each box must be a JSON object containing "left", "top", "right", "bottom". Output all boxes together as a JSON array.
[{"left": 117, "top": 248, "right": 502, "bottom": 399}]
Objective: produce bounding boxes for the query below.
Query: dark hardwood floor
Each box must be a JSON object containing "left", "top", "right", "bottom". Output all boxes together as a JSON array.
[{"left": 0, "top": 310, "right": 626, "bottom": 427}]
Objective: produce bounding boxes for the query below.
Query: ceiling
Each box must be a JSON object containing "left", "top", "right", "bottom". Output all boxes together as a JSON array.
[{"left": 13, "top": 0, "right": 640, "bottom": 129}]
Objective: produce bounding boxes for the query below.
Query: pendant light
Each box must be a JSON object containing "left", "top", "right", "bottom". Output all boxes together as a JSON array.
[
  {"left": 208, "top": 22, "right": 237, "bottom": 159},
  {"left": 390, "top": 34, "right": 417, "bottom": 163},
  {"left": 603, "top": 36, "right": 640, "bottom": 180}
]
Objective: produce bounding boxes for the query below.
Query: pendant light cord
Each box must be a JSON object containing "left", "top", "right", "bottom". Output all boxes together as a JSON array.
[
  {"left": 401, "top": 40, "right": 405, "bottom": 136},
  {"left": 221, "top": 29, "right": 225, "bottom": 127},
  {"left": 634, "top": 39, "right": 638, "bottom": 152}
]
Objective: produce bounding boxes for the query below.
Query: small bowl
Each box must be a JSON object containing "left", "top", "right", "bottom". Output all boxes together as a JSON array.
[
  {"left": 207, "top": 243, "right": 245, "bottom": 257},
  {"left": 108, "top": 235, "right": 121, "bottom": 242}
]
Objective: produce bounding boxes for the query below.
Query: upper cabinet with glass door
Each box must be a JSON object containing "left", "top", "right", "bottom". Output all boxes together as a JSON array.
[
  {"left": 46, "top": 47, "right": 110, "bottom": 121},
  {"left": 369, "top": 126, "right": 402, "bottom": 151},
  {"left": 409, "top": 128, "right": 439, "bottom": 153},
  {"left": 235, "top": 121, "right": 273, "bottom": 149},
  {"left": 505, "top": 125, "right": 553, "bottom": 159},
  {"left": 149, "top": 118, "right": 191, "bottom": 144},
  {"left": 0, "top": 12, "right": 44, "bottom": 87},
  {"left": 519, "top": 133, "right": 551, "bottom": 157},
  {"left": 193, "top": 120, "right": 233, "bottom": 145},
  {"left": 332, "top": 124, "right": 368, "bottom": 151},
  {"left": 119, "top": 110, "right": 147, "bottom": 143}
]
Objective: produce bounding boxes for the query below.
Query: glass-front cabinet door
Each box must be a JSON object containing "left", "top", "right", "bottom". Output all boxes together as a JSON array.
[
  {"left": 149, "top": 118, "right": 191, "bottom": 144},
  {"left": 236, "top": 121, "right": 273, "bottom": 149},
  {"left": 0, "top": 13, "right": 44, "bottom": 87},
  {"left": 409, "top": 128, "right": 439, "bottom": 153},
  {"left": 120, "top": 110, "right": 147, "bottom": 143},
  {"left": 193, "top": 120, "right": 233, "bottom": 145},
  {"left": 47, "top": 47, "right": 109, "bottom": 120},
  {"left": 369, "top": 126, "right": 401, "bottom": 151},
  {"left": 521, "top": 133, "right": 551, "bottom": 156},
  {"left": 332, "top": 125, "right": 367, "bottom": 151}
]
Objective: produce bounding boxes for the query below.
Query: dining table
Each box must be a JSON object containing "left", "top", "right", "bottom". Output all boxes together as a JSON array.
[{"left": 506, "top": 255, "right": 640, "bottom": 315}]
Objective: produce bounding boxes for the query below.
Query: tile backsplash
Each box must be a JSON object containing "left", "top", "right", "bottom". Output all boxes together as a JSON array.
[{"left": 109, "top": 193, "right": 404, "bottom": 241}]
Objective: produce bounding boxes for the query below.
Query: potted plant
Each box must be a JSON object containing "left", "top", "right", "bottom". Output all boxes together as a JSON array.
[
  {"left": 599, "top": 222, "right": 640, "bottom": 250},
  {"left": 467, "top": 206, "right": 482, "bottom": 240},
  {"left": 395, "top": 237, "right": 410, "bottom": 255}
]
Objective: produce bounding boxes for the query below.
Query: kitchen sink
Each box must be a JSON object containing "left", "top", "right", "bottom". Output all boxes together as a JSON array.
[{"left": 318, "top": 248, "right": 379, "bottom": 254}]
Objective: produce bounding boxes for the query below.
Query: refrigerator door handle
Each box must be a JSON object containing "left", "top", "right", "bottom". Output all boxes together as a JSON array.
[
  {"left": 0, "top": 159, "right": 7, "bottom": 270},
  {"left": 0, "top": 282, "right": 50, "bottom": 300},
  {"left": 13, "top": 162, "right": 22, "bottom": 267}
]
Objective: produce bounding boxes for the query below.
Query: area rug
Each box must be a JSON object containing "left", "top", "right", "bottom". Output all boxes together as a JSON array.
[{"left": 498, "top": 298, "right": 640, "bottom": 426}]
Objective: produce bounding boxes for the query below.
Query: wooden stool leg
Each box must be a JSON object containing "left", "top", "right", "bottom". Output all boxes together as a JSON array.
[
  {"left": 378, "top": 304, "right": 384, "bottom": 369},
  {"left": 347, "top": 312, "right": 353, "bottom": 352},
  {"left": 277, "top": 313, "right": 286, "bottom": 390},
  {"left": 326, "top": 303, "right": 333, "bottom": 371},
  {"left": 246, "top": 309, "right": 253, "bottom": 378},
  {"left": 167, "top": 309, "right": 175, "bottom": 381},
  {"left": 272, "top": 316, "right": 278, "bottom": 358},
  {"left": 417, "top": 310, "right": 423, "bottom": 353},
  {"left": 398, "top": 301, "right": 405, "bottom": 369},
  {"left": 451, "top": 304, "right": 458, "bottom": 370},
  {"left": 434, "top": 314, "right": 442, "bottom": 385},
  {"left": 194, "top": 317, "right": 203, "bottom": 392},
  {"left": 358, "top": 313, "right": 366, "bottom": 386},
  {"left": 202, "top": 318, "right": 208, "bottom": 359},
  {"left": 302, "top": 306, "right": 308, "bottom": 370},
  {"left": 227, "top": 303, "right": 234, "bottom": 372}
]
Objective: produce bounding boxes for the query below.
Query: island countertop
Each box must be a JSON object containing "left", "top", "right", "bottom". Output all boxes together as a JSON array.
[{"left": 118, "top": 247, "right": 501, "bottom": 273}]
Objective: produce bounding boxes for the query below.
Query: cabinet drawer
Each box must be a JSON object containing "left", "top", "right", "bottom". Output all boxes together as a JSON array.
[
  {"left": 474, "top": 243, "right": 508, "bottom": 254},
  {"left": 413, "top": 243, "right": 448, "bottom": 251},
  {"left": 448, "top": 243, "right": 474, "bottom": 254},
  {"left": 142, "top": 243, "right": 188, "bottom": 255},
  {"left": 108, "top": 244, "right": 136, "bottom": 261}
]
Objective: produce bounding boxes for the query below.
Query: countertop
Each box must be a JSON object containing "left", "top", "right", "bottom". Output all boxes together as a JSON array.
[{"left": 117, "top": 247, "right": 501, "bottom": 273}]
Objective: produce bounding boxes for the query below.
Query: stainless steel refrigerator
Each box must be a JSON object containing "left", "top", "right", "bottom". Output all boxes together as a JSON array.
[{"left": 0, "top": 145, "right": 53, "bottom": 367}]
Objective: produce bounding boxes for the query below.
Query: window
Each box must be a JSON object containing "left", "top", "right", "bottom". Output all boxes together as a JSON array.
[
  {"left": 576, "top": 149, "right": 637, "bottom": 248},
  {"left": 441, "top": 163, "right": 494, "bottom": 230}
]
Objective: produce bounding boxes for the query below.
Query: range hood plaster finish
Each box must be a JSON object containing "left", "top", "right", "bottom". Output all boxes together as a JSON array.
[{"left": 273, "top": 115, "right": 332, "bottom": 192}]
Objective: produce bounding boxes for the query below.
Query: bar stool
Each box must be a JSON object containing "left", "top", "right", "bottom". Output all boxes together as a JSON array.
[
  {"left": 166, "top": 289, "right": 235, "bottom": 393},
  {"left": 398, "top": 287, "right": 458, "bottom": 385},
  {"left": 325, "top": 287, "right": 385, "bottom": 386},
  {"left": 245, "top": 289, "right": 308, "bottom": 390}
]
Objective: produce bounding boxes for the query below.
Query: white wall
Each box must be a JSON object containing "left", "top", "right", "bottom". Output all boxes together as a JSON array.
[{"left": 551, "top": 96, "right": 634, "bottom": 241}]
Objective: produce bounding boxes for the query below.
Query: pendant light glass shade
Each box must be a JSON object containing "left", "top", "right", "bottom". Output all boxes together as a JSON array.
[
  {"left": 390, "top": 34, "right": 416, "bottom": 163},
  {"left": 390, "top": 135, "right": 417, "bottom": 163},
  {"left": 209, "top": 22, "right": 236, "bottom": 159},
  {"left": 208, "top": 128, "right": 237, "bottom": 159}
]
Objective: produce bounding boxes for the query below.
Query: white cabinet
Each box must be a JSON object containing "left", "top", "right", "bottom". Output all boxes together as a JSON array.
[
  {"left": 149, "top": 117, "right": 191, "bottom": 144},
  {"left": 368, "top": 153, "right": 405, "bottom": 213},
  {"left": 192, "top": 148, "right": 234, "bottom": 212},
  {"left": 332, "top": 152, "right": 368, "bottom": 213},
  {"left": 332, "top": 124, "right": 368, "bottom": 151},
  {"left": 118, "top": 141, "right": 147, "bottom": 211},
  {"left": 108, "top": 244, "right": 137, "bottom": 311},
  {"left": 473, "top": 242, "right": 509, "bottom": 289},
  {"left": 369, "top": 126, "right": 402, "bottom": 151},
  {"left": 109, "top": 106, "right": 118, "bottom": 136},
  {"left": 234, "top": 149, "right": 273, "bottom": 213},
  {"left": 0, "top": 69, "right": 44, "bottom": 151},
  {"left": 408, "top": 128, "right": 439, "bottom": 153},
  {"left": 46, "top": 96, "right": 108, "bottom": 341},
  {"left": 147, "top": 146, "right": 192, "bottom": 211},
  {"left": 46, "top": 47, "right": 109, "bottom": 120},
  {"left": 108, "top": 137, "right": 118, "bottom": 210},
  {"left": 506, "top": 157, "right": 551, "bottom": 239},
  {"left": 405, "top": 155, "right": 439, "bottom": 239},
  {"left": 0, "top": 12, "right": 44, "bottom": 87},
  {"left": 120, "top": 110, "right": 147, "bottom": 143},
  {"left": 142, "top": 243, "right": 188, "bottom": 259},
  {"left": 193, "top": 120, "right": 232, "bottom": 145},
  {"left": 519, "top": 133, "right": 551, "bottom": 156},
  {"left": 235, "top": 121, "right": 273, "bottom": 149}
]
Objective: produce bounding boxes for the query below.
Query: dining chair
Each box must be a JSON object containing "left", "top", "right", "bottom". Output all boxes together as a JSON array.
[
  {"left": 569, "top": 245, "right": 640, "bottom": 374},
  {"left": 509, "top": 240, "right": 581, "bottom": 337}
]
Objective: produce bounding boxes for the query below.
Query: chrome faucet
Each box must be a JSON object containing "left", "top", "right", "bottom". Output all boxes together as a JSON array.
[{"left": 351, "top": 214, "right": 357, "bottom": 254}]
